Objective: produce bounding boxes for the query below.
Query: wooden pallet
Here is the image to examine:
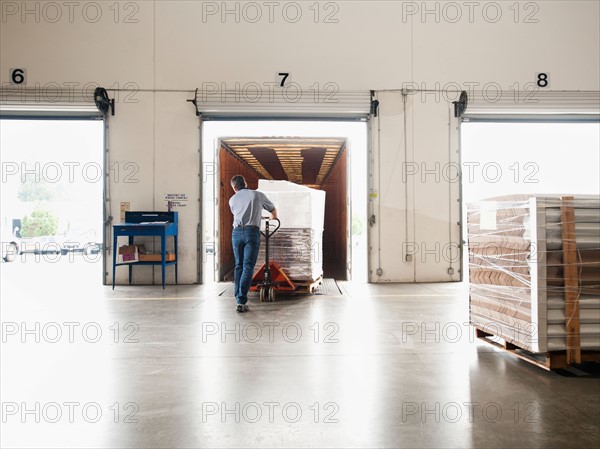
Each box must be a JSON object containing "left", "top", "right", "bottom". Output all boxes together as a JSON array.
[
  {"left": 268, "top": 276, "right": 323, "bottom": 295},
  {"left": 258, "top": 276, "right": 324, "bottom": 302},
  {"left": 289, "top": 276, "right": 323, "bottom": 294},
  {"left": 475, "top": 327, "right": 600, "bottom": 371}
]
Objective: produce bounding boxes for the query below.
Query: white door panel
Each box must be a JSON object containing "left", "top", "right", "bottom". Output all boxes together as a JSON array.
[
  {"left": 413, "top": 99, "right": 461, "bottom": 282},
  {"left": 369, "top": 91, "right": 461, "bottom": 283},
  {"left": 369, "top": 91, "right": 414, "bottom": 282}
]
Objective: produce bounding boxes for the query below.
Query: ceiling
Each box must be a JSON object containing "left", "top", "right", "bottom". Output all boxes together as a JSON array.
[{"left": 221, "top": 137, "right": 346, "bottom": 188}]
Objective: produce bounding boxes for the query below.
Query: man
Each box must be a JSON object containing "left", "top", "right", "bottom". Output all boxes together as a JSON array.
[{"left": 229, "top": 175, "right": 277, "bottom": 313}]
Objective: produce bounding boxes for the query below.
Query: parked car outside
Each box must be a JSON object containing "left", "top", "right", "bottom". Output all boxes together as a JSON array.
[
  {"left": 19, "top": 235, "right": 62, "bottom": 255},
  {"left": 1, "top": 226, "right": 20, "bottom": 262},
  {"left": 60, "top": 229, "right": 102, "bottom": 256}
]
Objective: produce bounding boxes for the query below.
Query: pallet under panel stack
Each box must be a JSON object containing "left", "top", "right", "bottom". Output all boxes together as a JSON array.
[{"left": 467, "top": 194, "right": 600, "bottom": 370}]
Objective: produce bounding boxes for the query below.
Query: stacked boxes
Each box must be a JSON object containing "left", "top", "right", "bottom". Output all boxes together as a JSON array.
[
  {"left": 467, "top": 194, "right": 600, "bottom": 353},
  {"left": 256, "top": 180, "right": 326, "bottom": 282}
]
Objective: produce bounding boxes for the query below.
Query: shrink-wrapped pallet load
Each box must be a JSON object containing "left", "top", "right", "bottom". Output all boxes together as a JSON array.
[
  {"left": 256, "top": 180, "right": 326, "bottom": 282},
  {"left": 467, "top": 194, "right": 600, "bottom": 358}
]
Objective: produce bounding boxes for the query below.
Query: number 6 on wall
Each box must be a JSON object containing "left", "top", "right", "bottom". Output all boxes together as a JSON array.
[{"left": 9, "top": 68, "right": 26, "bottom": 85}]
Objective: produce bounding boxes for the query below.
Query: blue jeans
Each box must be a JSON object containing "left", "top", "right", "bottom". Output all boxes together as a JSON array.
[{"left": 232, "top": 227, "right": 260, "bottom": 305}]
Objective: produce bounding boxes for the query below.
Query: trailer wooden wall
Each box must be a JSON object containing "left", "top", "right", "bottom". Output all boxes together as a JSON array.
[
  {"left": 321, "top": 146, "right": 348, "bottom": 280},
  {"left": 219, "top": 146, "right": 260, "bottom": 281}
]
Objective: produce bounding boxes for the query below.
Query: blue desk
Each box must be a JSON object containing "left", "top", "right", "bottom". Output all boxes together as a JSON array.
[{"left": 112, "top": 211, "right": 178, "bottom": 289}]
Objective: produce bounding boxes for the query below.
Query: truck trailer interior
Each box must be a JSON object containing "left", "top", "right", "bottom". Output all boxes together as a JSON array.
[{"left": 218, "top": 137, "right": 349, "bottom": 282}]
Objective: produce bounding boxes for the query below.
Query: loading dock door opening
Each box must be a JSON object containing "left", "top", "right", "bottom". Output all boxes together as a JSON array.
[
  {"left": 201, "top": 121, "right": 368, "bottom": 284},
  {"left": 0, "top": 119, "right": 104, "bottom": 286},
  {"left": 461, "top": 122, "right": 600, "bottom": 202},
  {"left": 460, "top": 121, "right": 600, "bottom": 279},
  {"left": 217, "top": 138, "right": 349, "bottom": 281}
]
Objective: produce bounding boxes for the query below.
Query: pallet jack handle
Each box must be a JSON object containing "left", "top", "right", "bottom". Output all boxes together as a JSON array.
[
  {"left": 260, "top": 216, "right": 280, "bottom": 238},
  {"left": 261, "top": 217, "right": 280, "bottom": 283},
  {"left": 251, "top": 217, "right": 296, "bottom": 301}
]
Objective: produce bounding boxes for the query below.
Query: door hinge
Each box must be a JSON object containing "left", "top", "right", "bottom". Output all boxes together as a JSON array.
[{"left": 370, "top": 98, "right": 380, "bottom": 117}]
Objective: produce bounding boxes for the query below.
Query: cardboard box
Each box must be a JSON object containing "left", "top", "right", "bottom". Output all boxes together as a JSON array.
[
  {"left": 139, "top": 252, "right": 175, "bottom": 262},
  {"left": 117, "top": 245, "right": 138, "bottom": 263}
]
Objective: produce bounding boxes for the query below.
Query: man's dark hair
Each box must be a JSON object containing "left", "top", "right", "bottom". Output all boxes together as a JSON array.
[{"left": 231, "top": 175, "right": 247, "bottom": 191}]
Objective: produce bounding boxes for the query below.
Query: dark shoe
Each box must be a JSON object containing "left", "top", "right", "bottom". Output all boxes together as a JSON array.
[
  {"left": 236, "top": 305, "right": 245, "bottom": 313},
  {"left": 242, "top": 304, "right": 250, "bottom": 312}
]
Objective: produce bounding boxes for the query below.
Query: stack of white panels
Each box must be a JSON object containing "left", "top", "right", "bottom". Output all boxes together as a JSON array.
[
  {"left": 256, "top": 180, "right": 325, "bottom": 282},
  {"left": 468, "top": 194, "right": 600, "bottom": 353}
]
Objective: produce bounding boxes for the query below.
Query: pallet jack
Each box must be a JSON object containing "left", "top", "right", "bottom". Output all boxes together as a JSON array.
[{"left": 250, "top": 217, "right": 297, "bottom": 302}]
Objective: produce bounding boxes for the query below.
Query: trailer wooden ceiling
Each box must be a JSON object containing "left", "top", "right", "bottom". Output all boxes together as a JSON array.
[{"left": 220, "top": 137, "right": 346, "bottom": 188}]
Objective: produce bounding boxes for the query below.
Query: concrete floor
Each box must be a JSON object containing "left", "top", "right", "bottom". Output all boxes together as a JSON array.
[{"left": 1, "top": 272, "right": 599, "bottom": 448}]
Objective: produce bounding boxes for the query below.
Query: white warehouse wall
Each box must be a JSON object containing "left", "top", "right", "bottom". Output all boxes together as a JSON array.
[{"left": 1, "top": 1, "right": 598, "bottom": 284}]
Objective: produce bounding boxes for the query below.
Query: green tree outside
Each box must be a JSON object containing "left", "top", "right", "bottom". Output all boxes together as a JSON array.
[{"left": 21, "top": 209, "right": 59, "bottom": 237}]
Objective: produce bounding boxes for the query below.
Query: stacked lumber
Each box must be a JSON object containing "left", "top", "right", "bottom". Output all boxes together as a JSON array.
[
  {"left": 468, "top": 194, "right": 600, "bottom": 355},
  {"left": 256, "top": 180, "right": 325, "bottom": 282}
]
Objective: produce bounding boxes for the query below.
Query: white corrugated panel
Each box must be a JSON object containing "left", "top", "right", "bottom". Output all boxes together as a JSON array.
[
  {"left": 0, "top": 86, "right": 103, "bottom": 117},
  {"left": 193, "top": 87, "right": 371, "bottom": 119},
  {"left": 463, "top": 90, "right": 600, "bottom": 121}
]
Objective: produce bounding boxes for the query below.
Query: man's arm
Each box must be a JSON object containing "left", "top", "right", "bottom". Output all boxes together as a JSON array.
[{"left": 259, "top": 191, "right": 277, "bottom": 219}]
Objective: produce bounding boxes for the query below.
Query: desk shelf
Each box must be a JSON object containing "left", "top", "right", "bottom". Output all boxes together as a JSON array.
[{"left": 114, "top": 260, "right": 177, "bottom": 267}]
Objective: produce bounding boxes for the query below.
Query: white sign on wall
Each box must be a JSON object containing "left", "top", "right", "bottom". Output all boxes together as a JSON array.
[{"left": 165, "top": 193, "right": 188, "bottom": 209}]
